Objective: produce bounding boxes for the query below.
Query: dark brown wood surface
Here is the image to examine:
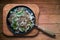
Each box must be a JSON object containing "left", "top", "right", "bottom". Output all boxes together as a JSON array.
[{"left": 0, "top": 0, "right": 60, "bottom": 40}]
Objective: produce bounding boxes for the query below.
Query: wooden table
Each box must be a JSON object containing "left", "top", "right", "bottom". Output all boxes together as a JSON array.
[{"left": 0, "top": 0, "right": 60, "bottom": 40}]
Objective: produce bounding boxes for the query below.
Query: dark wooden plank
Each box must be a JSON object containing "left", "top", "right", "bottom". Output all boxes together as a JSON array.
[
  {"left": 38, "top": 4, "right": 60, "bottom": 15},
  {"left": 39, "top": 15, "right": 60, "bottom": 23},
  {"left": 38, "top": 23, "right": 60, "bottom": 34},
  {"left": 0, "top": 0, "right": 60, "bottom": 5}
]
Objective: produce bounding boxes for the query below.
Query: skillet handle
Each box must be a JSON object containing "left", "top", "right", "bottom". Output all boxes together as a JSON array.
[{"left": 37, "top": 26, "right": 56, "bottom": 37}]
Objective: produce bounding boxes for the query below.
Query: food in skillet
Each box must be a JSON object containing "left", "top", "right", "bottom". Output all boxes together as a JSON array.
[{"left": 8, "top": 7, "right": 35, "bottom": 33}]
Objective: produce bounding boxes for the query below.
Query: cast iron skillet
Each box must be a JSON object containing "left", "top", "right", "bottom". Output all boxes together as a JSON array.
[
  {"left": 6, "top": 6, "right": 55, "bottom": 37},
  {"left": 6, "top": 6, "right": 36, "bottom": 35}
]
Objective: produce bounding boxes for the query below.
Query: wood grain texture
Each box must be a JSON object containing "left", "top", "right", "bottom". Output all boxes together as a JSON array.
[{"left": 3, "top": 4, "right": 39, "bottom": 36}]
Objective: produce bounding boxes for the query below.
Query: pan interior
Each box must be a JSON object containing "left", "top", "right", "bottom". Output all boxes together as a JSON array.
[{"left": 7, "top": 6, "right": 36, "bottom": 34}]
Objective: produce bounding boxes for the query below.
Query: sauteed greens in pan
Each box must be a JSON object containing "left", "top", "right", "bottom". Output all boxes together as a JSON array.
[{"left": 8, "top": 7, "right": 35, "bottom": 33}]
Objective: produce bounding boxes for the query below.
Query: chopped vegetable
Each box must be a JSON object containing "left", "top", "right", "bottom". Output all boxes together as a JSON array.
[{"left": 8, "top": 7, "right": 35, "bottom": 32}]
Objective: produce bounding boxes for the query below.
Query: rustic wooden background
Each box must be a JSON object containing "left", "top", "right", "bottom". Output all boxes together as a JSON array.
[{"left": 0, "top": 0, "right": 60, "bottom": 40}]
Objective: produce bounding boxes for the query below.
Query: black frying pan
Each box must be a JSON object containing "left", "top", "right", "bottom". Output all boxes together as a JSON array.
[{"left": 6, "top": 6, "right": 55, "bottom": 37}]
